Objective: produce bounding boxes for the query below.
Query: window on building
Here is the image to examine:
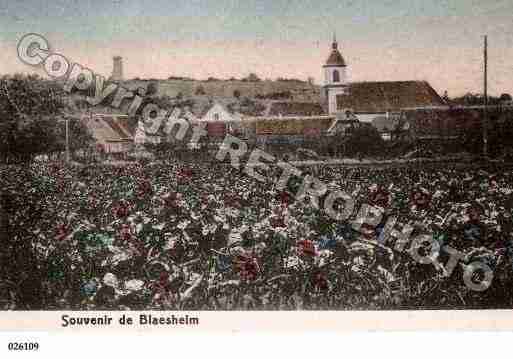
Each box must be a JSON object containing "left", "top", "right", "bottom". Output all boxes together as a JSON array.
[
  {"left": 214, "top": 113, "right": 220, "bottom": 121},
  {"left": 333, "top": 70, "right": 340, "bottom": 83}
]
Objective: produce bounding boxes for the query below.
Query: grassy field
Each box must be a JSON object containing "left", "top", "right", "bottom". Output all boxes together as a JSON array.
[
  {"left": 123, "top": 78, "right": 321, "bottom": 101},
  {"left": 2, "top": 159, "right": 513, "bottom": 310}
]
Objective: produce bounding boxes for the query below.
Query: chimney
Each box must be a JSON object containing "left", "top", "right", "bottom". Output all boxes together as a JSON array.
[{"left": 110, "top": 56, "right": 123, "bottom": 82}]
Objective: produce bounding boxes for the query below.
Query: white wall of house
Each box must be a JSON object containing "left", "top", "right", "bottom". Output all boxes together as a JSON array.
[
  {"left": 381, "top": 133, "right": 392, "bottom": 141},
  {"left": 354, "top": 113, "right": 385, "bottom": 123},
  {"left": 102, "top": 141, "right": 133, "bottom": 153},
  {"left": 201, "top": 103, "right": 238, "bottom": 122}
]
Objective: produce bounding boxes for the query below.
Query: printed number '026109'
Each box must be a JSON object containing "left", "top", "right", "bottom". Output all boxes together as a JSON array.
[{"left": 8, "top": 342, "right": 40, "bottom": 351}]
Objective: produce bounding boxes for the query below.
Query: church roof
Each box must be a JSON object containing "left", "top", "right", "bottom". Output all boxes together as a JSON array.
[
  {"left": 324, "top": 39, "right": 347, "bottom": 67},
  {"left": 335, "top": 81, "right": 445, "bottom": 113},
  {"left": 325, "top": 49, "right": 347, "bottom": 67}
]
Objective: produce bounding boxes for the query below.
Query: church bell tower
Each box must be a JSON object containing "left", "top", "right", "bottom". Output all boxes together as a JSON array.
[{"left": 323, "top": 35, "right": 348, "bottom": 114}]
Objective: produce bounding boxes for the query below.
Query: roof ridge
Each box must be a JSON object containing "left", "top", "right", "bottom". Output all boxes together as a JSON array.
[{"left": 350, "top": 80, "right": 422, "bottom": 85}]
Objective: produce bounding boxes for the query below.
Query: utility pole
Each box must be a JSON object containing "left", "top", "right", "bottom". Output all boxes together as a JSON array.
[
  {"left": 483, "top": 35, "right": 489, "bottom": 158},
  {"left": 58, "top": 116, "right": 71, "bottom": 163}
]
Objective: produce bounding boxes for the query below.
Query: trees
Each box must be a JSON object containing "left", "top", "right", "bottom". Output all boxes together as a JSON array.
[
  {"left": 54, "top": 118, "right": 94, "bottom": 157},
  {"left": 340, "top": 124, "right": 385, "bottom": 157},
  {"left": 233, "top": 89, "right": 241, "bottom": 99},
  {"left": 0, "top": 74, "right": 67, "bottom": 307},
  {"left": 151, "top": 94, "right": 174, "bottom": 110},
  {"left": 243, "top": 73, "right": 261, "bottom": 82},
  {"left": 255, "top": 91, "right": 292, "bottom": 100},
  {"left": 195, "top": 85, "right": 206, "bottom": 96},
  {"left": 0, "top": 74, "right": 65, "bottom": 162},
  {"left": 500, "top": 93, "right": 512, "bottom": 103},
  {"left": 276, "top": 77, "right": 305, "bottom": 83},
  {"left": 146, "top": 82, "right": 159, "bottom": 96},
  {"left": 0, "top": 74, "right": 94, "bottom": 160},
  {"left": 237, "top": 97, "right": 266, "bottom": 116},
  {"left": 451, "top": 93, "right": 504, "bottom": 106}
]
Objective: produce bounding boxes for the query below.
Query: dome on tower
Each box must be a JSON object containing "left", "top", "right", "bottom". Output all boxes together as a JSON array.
[{"left": 324, "top": 38, "right": 347, "bottom": 67}]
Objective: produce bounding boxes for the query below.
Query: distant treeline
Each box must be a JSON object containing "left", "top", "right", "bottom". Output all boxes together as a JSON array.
[
  {"left": 130, "top": 75, "right": 308, "bottom": 83},
  {"left": 449, "top": 93, "right": 512, "bottom": 106},
  {"left": 255, "top": 91, "right": 293, "bottom": 100}
]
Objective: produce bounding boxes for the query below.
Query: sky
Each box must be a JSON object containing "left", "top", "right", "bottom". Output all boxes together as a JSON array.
[{"left": 1, "top": 0, "right": 512, "bottom": 96}]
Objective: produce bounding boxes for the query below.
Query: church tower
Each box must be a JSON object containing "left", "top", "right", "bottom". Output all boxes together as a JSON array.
[{"left": 323, "top": 35, "right": 348, "bottom": 114}]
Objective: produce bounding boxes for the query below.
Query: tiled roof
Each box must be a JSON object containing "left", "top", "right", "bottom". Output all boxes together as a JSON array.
[
  {"left": 336, "top": 81, "right": 445, "bottom": 113},
  {"left": 264, "top": 101, "right": 325, "bottom": 117},
  {"left": 84, "top": 114, "right": 135, "bottom": 143},
  {"left": 102, "top": 116, "right": 135, "bottom": 139}
]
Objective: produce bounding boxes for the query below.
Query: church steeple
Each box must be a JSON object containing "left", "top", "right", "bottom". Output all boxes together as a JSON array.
[
  {"left": 323, "top": 33, "right": 348, "bottom": 114},
  {"left": 324, "top": 34, "right": 346, "bottom": 67}
]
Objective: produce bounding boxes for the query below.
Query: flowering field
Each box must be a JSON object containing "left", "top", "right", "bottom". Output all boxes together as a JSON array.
[{"left": 1, "top": 160, "right": 513, "bottom": 310}]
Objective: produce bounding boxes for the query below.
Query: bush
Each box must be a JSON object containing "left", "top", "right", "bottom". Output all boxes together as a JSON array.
[
  {"left": 146, "top": 82, "right": 159, "bottom": 96},
  {"left": 342, "top": 125, "right": 385, "bottom": 157},
  {"left": 195, "top": 85, "right": 206, "bottom": 96}
]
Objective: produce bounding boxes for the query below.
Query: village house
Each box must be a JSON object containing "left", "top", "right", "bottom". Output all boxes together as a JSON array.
[{"left": 83, "top": 113, "right": 136, "bottom": 153}]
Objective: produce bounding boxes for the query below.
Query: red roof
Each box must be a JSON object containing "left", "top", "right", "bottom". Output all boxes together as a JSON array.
[{"left": 336, "top": 81, "right": 445, "bottom": 113}]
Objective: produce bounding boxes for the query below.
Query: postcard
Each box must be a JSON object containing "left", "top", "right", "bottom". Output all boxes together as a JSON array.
[{"left": 1, "top": 0, "right": 513, "bottom": 340}]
